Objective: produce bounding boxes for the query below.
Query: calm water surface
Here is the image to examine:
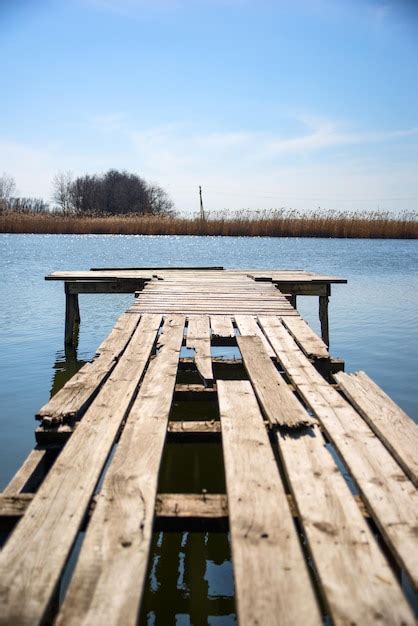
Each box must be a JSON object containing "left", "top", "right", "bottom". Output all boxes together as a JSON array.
[{"left": 1, "top": 234, "right": 417, "bottom": 624}]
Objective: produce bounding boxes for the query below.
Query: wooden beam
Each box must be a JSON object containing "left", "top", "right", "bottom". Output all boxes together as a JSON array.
[
  {"left": 237, "top": 335, "right": 315, "bottom": 428},
  {"left": 38, "top": 312, "right": 140, "bottom": 425},
  {"left": 281, "top": 316, "right": 329, "bottom": 359},
  {"left": 319, "top": 294, "right": 330, "bottom": 347},
  {"left": 336, "top": 371, "right": 418, "bottom": 486},
  {"left": 235, "top": 314, "right": 275, "bottom": 357},
  {"left": 0, "top": 314, "right": 162, "bottom": 625},
  {"left": 186, "top": 316, "right": 213, "bottom": 383},
  {"left": 56, "top": 316, "right": 185, "bottom": 626},
  {"left": 277, "top": 424, "right": 415, "bottom": 625},
  {"left": 218, "top": 380, "right": 321, "bottom": 626},
  {"left": 64, "top": 283, "right": 80, "bottom": 347},
  {"left": 260, "top": 316, "right": 418, "bottom": 590}
]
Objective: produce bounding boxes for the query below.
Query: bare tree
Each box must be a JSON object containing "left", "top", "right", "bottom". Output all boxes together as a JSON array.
[
  {"left": 0, "top": 173, "right": 16, "bottom": 211},
  {"left": 52, "top": 171, "right": 74, "bottom": 213},
  {"left": 147, "top": 183, "right": 175, "bottom": 216}
]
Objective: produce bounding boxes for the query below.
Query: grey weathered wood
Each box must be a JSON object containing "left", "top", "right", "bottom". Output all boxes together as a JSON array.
[
  {"left": 156, "top": 493, "right": 228, "bottom": 519},
  {"left": 0, "top": 314, "right": 162, "bottom": 626},
  {"left": 218, "top": 380, "right": 321, "bottom": 626},
  {"left": 167, "top": 420, "right": 221, "bottom": 434},
  {"left": 186, "top": 316, "right": 213, "bottom": 383},
  {"left": 64, "top": 288, "right": 80, "bottom": 347},
  {"left": 0, "top": 493, "right": 34, "bottom": 518},
  {"left": 260, "top": 315, "right": 418, "bottom": 589},
  {"left": 237, "top": 335, "right": 315, "bottom": 428},
  {"left": 319, "top": 294, "right": 330, "bottom": 347},
  {"left": 37, "top": 312, "right": 140, "bottom": 424},
  {"left": 277, "top": 424, "right": 415, "bottom": 625},
  {"left": 282, "top": 316, "right": 329, "bottom": 359},
  {"left": 336, "top": 371, "right": 418, "bottom": 486},
  {"left": 56, "top": 316, "right": 185, "bottom": 626},
  {"left": 235, "top": 314, "right": 275, "bottom": 357},
  {"left": 0, "top": 489, "right": 371, "bottom": 525}
]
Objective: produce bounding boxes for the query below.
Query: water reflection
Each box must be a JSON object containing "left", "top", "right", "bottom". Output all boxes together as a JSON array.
[
  {"left": 141, "top": 532, "right": 236, "bottom": 626},
  {"left": 49, "top": 347, "right": 86, "bottom": 399}
]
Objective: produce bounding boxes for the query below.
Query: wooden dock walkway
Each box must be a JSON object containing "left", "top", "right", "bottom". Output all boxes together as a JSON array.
[{"left": 0, "top": 268, "right": 417, "bottom": 625}]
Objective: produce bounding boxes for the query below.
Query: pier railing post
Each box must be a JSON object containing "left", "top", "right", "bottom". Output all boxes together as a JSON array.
[
  {"left": 319, "top": 286, "right": 330, "bottom": 347},
  {"left": 64, "top": 282, "right": 80, "bottom": 347}
]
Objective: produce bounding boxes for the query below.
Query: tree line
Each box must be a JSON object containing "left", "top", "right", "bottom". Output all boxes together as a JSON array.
[{"left": 0, "top": 170, "right": 175, "bottom": 216}]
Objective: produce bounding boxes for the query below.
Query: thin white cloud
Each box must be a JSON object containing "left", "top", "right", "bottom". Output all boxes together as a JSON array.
[
  {"left": 131, "top": 118, "right": 418, "bottom": 167},
  {"left": 2, "top": 117, "right": 417, "bottom": 212}
]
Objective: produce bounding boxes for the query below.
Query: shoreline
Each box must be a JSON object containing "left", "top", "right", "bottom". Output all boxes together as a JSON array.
[{"left": 1, "top": 211, "right": 417, "bottom": 239}]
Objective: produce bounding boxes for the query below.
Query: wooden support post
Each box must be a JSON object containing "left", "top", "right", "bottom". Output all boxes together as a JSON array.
[
  {"left": 319, "top": 286, "right": 330, "bottom": 347},
  {"left": 289, "top": 294, "right": 297, "bottom": 308},
  {"left": 64, "top": 283, "right": 80, "bottom": 347}
]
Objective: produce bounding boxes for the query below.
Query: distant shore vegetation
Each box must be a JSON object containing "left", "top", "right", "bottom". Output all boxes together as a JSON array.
[{"left": 0, "top": 171, "right": 417, "bottom": 239}]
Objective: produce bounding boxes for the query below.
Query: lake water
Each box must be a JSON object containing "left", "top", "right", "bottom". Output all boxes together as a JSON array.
[{"left": 1, "top": 233, "right": 417, "bottom": 624}]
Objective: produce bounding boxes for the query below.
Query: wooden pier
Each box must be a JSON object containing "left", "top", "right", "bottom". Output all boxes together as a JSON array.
[
  {"left": 0, "top": 268, "right": 417, "bottom": 625},
  {"left": 45, "top": 266, "right": 346, "bottom": 347}
]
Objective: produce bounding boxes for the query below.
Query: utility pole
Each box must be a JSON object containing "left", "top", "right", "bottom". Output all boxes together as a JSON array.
[{"left": 199, "top": 185, "right": 205, "bottom": 221}]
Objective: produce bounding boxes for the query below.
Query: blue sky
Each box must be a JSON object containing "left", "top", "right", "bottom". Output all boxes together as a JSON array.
[{"left": 1, "top": 0, "right": 417, "bottom": 213}]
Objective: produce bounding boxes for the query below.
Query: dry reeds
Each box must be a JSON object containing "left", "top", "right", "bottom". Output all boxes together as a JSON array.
[{"left": 0, "top": 209, "right": 417, "bottom": 238}]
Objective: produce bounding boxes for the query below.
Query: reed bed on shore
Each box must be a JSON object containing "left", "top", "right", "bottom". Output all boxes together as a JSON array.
[{"left": 1, "top": 209, "right": 417, "bottom": 238}]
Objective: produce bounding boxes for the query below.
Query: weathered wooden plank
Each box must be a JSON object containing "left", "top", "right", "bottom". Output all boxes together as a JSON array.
[
  {"left": 237, "top": 335, "right": 315, "bottom": 428},
  {"left": 3, "top": 448, "right": 47, "bottom": 495},
  {"left": 156, "top": 493, "right": 228, "bottom": 519},
  {"left": 0, "top": 493, "right": 34, "bottom": 518},
  {"left": 282, "top": 316, "right": 329, "bottom": 359},
  {"left": 37, "top": 312, "right": 140, "bottom": 424},
  {"left": 56, "top": 316, "right": 185, "bottom": 626},
  {"left": 260, "top": 316, "right": 418, "bottom": 589},
  {"left": 186, "top": 316, "right": 213, "bottom": 383},
  {"left": 336, "top": 371, "right": 418, "bottom": 487},
  {"left": 174, "top": 383, "right": 216, "bottom": 400},
  {"left": 234, "top": 314, "right": 275, "bottom": 357},
  {"left": 0, "top": 489, "right": 372, "bottom": 525},
  {"left": 277, "top": 425, "right": 415, "bottom": 625},
  {"left": 0, "top": 314, "right": 162, "bottom": 626},
  {"left": 167, "top": 420, "right": 221, "bottom": 434},
  {"left": 218, "top": 380, "right": 321, "bottom": 626}
]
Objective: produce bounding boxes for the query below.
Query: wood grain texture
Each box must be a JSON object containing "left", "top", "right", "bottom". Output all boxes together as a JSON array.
[
  {"left": 0, "top": 314, "right": 162, "bottom": 626},
  {"left": 156, "top": 493, "right": 228, "bottom": 518},
  {"left": 37, "top": 312, "right": 140, "bottom": 424},
  {"left": 186, "top": 316, "right": 213, "bottom": 383},
  {"left": 237, "top": 335, "right": 315, "bottom": 428},
  {"left": 281, "top": 316, "right": 329, "bottom": 359},
  {"left": 218, "top": 380, "right": 321, "bottom": 626},
  {"left": 336, "top": 371, "right": 418, "bottom": 486},
  {"left": 277, "top": 425, "right": 415, "bottom": 625},
  {"left": 260, "top": 315, "right": 418, "bottom": 589},
  {"left": 235, "top": 314, "right": 275, "bottom": 357},
  {"left": 56, "top": 316, "right": 185, "bottom": 626}
]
